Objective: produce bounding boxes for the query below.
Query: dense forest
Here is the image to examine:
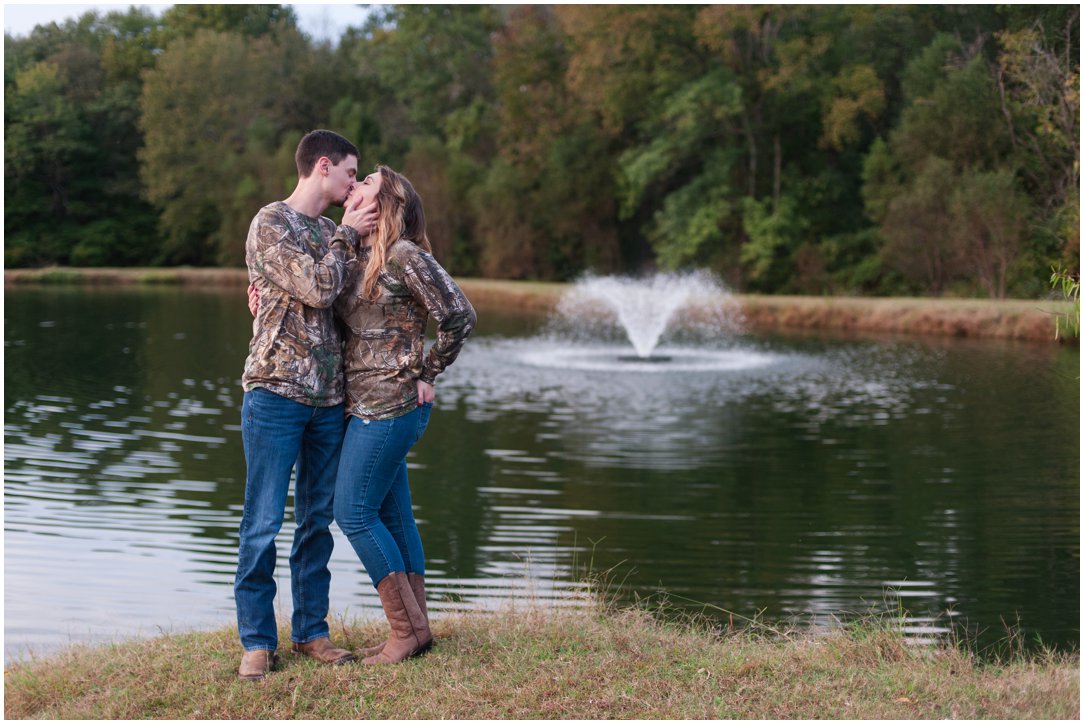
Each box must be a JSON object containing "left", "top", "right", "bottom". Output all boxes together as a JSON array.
[{"left": 4, "top": 4, "right": 1078, "bottom": 297}]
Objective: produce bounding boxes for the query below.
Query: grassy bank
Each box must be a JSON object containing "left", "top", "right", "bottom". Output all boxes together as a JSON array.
[
  {"left": 4, "top": 604, "right": 1078, "bottom": 719},
  {"left": 5, "top": 267, "right": 1076, "bottom": 341},
  {"left": 3, "top": 266, "right": 249, "bottom": 287},
  {"left": 737, "top": 293, "right": 1075, "bottom": 342}
]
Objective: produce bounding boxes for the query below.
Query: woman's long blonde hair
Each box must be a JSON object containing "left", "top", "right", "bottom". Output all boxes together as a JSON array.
[{"left": 360, "top": 165, "right": 433, "bottom": 302}]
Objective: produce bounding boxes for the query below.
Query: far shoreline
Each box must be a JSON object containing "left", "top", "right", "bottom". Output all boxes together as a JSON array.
[{"left": 5, "top": 266, "right": 1076, "bottom": 343}]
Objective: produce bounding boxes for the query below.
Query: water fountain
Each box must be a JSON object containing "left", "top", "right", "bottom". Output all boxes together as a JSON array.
[
  {"left": 553, "top": 271, "right": 736, "bottom": 361},
  {"left": 514, "top": 271, "right": 766, "bottom": 373}
]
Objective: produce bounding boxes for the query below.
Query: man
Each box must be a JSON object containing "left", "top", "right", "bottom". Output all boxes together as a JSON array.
[{"left": 235, "top": 129, "right": 376, "bottom": 681}]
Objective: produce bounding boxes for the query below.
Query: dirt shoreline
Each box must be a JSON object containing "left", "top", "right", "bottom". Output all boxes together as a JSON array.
[{"left": 5, "top": 267, "right": 1074, "bottom": 342}]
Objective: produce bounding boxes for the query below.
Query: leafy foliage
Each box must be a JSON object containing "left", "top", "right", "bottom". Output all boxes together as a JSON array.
[
  {"left": 1050, "top": 267, "right": 1080, "bottom": 340},
  {"left": 4, "top": 8, "right": 161, "bottom": 267},
  {"left": 3, "top": 4, "right": 1077, "bottom": 298},
  {"left": 139, "top": 28, "right": 323, "bottom": 265}
]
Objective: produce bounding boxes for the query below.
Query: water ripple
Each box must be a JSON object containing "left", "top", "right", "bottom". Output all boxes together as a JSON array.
[{"left": 4, "top": 290, "right": 1078, "bottom": 663}]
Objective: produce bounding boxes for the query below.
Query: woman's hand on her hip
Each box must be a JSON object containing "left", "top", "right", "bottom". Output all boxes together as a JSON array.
[
  {"left": 416, "top": 380, "right": 435, "bottom": 405},
  {"left": 247, "top": 283, "right": 259, "bottom": 317}
]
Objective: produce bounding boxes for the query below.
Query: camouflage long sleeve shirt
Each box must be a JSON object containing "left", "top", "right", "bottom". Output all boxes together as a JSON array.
[
  {"left": 242, "top": 201, "right": 360, "bottom": 407},
  {"left": 334, "top": 239, "right": 476, "bottom": 421}
]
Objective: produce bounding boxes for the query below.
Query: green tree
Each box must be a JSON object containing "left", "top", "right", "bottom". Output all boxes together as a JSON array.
[
  {"left": 616, "top": 69, "right": 744, "bottom": 270},
  {"left": 139, "top": 27, "right": 333, "bottom": 265},
  {"left": 159, "top": 4, "right": 298, "bottom": 41},
  {"left": 334, "top": 5, "right": 499, "bottom": 273},
  {"left": 864, "top": 33, "right": 1034, "bottom": 296},
  {"left": 879, "top": 157, "right": 963, "bottom": 295},
  {"left": 950, "top": 169, "right": 1030, "bottom": 298},
  {"left": 402, "top": 136, "right": 480, "bottom": 273},
  {"left": 5, "top": 8, "right": 161, "bottom": 267},
  {"left": 740, "top": 194, "right": 809, "bottom": 289},
  {"left": 4, "top": 61, "right": 87, "bottom": 265},
  {"left": 350, "top": 5, "right": 498, "bottom": 149}
]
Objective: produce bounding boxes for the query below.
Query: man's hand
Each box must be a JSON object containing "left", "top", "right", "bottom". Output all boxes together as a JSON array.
[
  {"left": 416, "top": 379, "right": 435, "bottom": 406},
  {"left": 342, "top": 192, "right": 378, "bottom": 236},
  {"left": 247, "top": 282, "right": 259, "bottom": 317}
]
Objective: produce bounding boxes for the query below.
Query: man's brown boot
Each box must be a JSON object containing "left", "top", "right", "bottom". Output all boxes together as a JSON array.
[
  {"left": 360, "top": 572, "right": 433, "bottom": 657},
  {"left": 363, "top": 572, "right": 432, "bottom": 664},
  {"left": 238, "top": 649, "right": 278, "bottom": 681},
  {"left": 291, "top": 637, "right": 356, "bottom": 665}
]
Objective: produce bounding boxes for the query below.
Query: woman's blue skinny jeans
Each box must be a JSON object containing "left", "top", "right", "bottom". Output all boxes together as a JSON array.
[{"left": 334, "top": 404, "right": 431, "bottom": 588}]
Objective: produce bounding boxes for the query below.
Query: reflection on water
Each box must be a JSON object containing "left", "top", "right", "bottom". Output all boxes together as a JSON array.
[{"left": 4, "top": 287, "right": 1079, "bottom": 662}]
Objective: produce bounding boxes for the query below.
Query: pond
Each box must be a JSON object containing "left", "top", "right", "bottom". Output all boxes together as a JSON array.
[{"left": 4, "top": 286, "right": 1079, "bottom": 662}]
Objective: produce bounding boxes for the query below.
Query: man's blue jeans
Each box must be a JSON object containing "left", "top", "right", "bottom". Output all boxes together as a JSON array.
[
  {"left": 334, "top": 404, "right": 431, "bottom": 588},
  {"left": 235, "top": 387, "right": 345, "bottom": 651}
]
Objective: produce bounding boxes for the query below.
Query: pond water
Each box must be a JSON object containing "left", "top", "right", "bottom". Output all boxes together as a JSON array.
[{"left": 4, "top": 286, "right": 1079, "bottom": 662}]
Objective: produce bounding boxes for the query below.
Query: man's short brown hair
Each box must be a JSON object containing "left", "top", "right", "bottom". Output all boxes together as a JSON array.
[{"left": 295, "top": 130, "right": 360, "bottom": 178}]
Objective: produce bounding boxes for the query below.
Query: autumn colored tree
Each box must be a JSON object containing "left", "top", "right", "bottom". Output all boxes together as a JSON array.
[
  {"left": 472, "top": 5, "right": 620, "bottom": 279},
  {"left": 995, "top": 8, "right": 1080, "bottom": 268}
]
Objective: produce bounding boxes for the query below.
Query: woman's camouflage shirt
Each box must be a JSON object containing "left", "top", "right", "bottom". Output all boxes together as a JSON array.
[{"left": 334, "top": 239, "right": 476, "bottom": 421}]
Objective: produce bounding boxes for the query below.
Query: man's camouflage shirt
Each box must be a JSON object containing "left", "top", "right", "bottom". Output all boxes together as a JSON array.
[{"left": 242, "top": 201, "right": 359, "bottom": 407}]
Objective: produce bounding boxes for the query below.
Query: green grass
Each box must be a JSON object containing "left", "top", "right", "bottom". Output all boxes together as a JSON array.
[
  {"left": 4, "top": 602, "right": 1078, "bottom": 719},
  {"left": 30, "top": 269, "right": 86, "bottom": 285}
]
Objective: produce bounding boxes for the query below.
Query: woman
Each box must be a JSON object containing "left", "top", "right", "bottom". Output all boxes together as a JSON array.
[{"left": 332, "top": 165, "right": 476, "bottom": 664}]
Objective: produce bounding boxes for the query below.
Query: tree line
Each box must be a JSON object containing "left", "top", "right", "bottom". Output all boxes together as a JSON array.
[{"left": 4, "top": 4, "right": 1078, "bottom": 297}]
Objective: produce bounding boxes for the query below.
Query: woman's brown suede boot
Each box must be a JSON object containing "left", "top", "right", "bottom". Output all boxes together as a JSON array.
[
  {"left": 360, "top": 572, "right": 432, "bottom": 657},
  {"left": 363, "top": 572, "right": 432, "bottom": 664}
]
